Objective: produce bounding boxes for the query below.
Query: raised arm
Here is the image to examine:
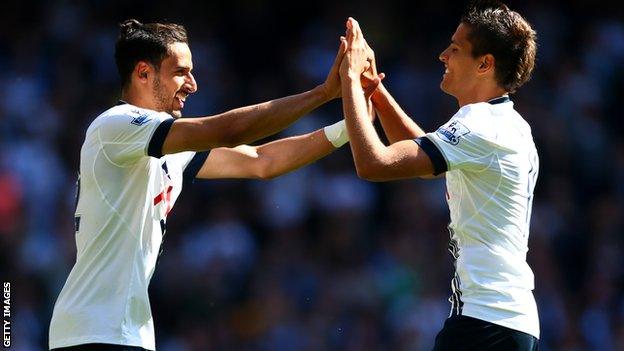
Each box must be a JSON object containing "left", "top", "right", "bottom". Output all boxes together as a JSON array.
[
  {"left": 195, "top": 74, "right": 384, "bottom": 180},
  {"left": 358, "top": 38, "right": 426, "bottom": 142},
  {"left": 371, "top": 83, "right": 426, "bottom": 141},
  {"left": 196, "top": 120, "right": 349, "bottom": 180},
  {"left": 161, "top": 41, "right": 347, "bottom": 155},
  {"left": 340, "top": 18, "right": 435, "bottom": 181}
]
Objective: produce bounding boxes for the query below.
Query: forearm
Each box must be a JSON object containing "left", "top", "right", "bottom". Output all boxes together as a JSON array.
[
  {"left": 255, "top": 129, "right": 335, "bottom": 179},
  {"left": 371, "top": 83, "right": 426, "bottom": 142},
  {"left": 342, "top": 75, "right": 387, "bottom": 175},
  {"left": 212, "top": 85, "right": 331, "bottom": 146},
  {"left": 166, "top": 85, "right": 331, "bottom": 154}
]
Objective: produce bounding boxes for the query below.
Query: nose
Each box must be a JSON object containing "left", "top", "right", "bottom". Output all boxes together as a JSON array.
[
  {"left": 439, "top": 48, "right": 448, "bottom": 63},
  {"left": 186, "top": 72, "right": 198, "bottom": 93}
]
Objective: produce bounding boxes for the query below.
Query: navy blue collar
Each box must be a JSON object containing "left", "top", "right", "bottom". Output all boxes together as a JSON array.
[{"left": 487, "top": 96, "right": 510, "bottom": 105}]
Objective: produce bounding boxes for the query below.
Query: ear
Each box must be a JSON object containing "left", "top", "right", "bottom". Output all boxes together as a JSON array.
[
  {"left": 134, "top": 61, "right": 152, "bottom": 84},
  {"left": 477, "top": 54, "right": 495, "bottom": 74}
]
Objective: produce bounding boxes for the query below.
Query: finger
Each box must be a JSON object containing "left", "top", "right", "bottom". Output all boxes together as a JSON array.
[
  {"left": 378, "top": 73, "right": 385, "bottom": 81},
  {"left": 347, "top": 17, "right": 361, "bottom": 43},
  {"left": 372, "top": 77, "right": 381, "bottom": 88},
  {"left": 333, "top": 39, "right": 347, "bottom": 68},
  {"left": 346, "top": 28, "right": 354, "bottom": 45},
  {"left": 350, "top": 18, "right": 359, "bottom": 41},
  {"left": 346, "top": 18, "right": 354, "bottom": 44},
  {"left": 350, "top": 17, "right": 363, "bottom": 42}
]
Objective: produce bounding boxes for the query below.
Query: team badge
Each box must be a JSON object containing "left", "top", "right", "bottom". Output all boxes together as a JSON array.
[{"left": 436, "top": 120, "right": 470, "bottom": 145}]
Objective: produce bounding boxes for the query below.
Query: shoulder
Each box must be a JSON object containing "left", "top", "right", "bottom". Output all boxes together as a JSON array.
[
  {"left": 455, "top": 103, "right": 497, "bottom": 133},
  {"left": 88, "top": 104, "right": 172, "bottom": 134},
  {"left": 434, "top": 103, "right": 495, "bottom": 145},
  {"left": 99, "top": 105, "right": 171, "bottom": 126}
]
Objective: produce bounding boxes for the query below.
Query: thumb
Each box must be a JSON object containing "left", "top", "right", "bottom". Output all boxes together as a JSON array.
[
  {"left": 333, "top": 37, "right": 348, "bottom": 67},
  {"left": 364, "top": 72, "right": 385, "bottom": 98},
  {"left": 370, "top": 73, "right": 386, "bottom": 88}
]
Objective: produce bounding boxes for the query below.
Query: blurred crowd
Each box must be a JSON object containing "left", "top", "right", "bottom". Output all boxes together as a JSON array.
[{"left": 1, "top": 1, "right": 623, "bottom": 350}]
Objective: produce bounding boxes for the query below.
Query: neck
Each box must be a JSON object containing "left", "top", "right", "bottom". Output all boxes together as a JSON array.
[
  {"left": 456, "top": 85, "right": 507, "bottom": 108},
  {"left": 121, "top": 87, "right": 156, "bottom": 111}
]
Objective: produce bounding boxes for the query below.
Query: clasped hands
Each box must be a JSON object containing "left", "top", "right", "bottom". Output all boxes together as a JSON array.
[
  {"left": 339, "top": 17, "right": 383, "bottom": 86},
  {"left": 322, "top": 17, "right": 384, "bottom": 117}
]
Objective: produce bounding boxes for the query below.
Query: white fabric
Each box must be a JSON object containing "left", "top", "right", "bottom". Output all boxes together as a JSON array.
[
  {"left": 425, "top": 100, "right": 540, "bottom": 338},
  {"left": 49, "top": 104, "right": 196, "bottom": 350},
  {"left": 323, "top": 119, "right": 349, "bottom": 147}
]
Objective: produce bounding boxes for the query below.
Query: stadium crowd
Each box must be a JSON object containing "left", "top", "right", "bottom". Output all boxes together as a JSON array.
[{"left": 1, "top": 1, "right": 623, "bottom": 350}]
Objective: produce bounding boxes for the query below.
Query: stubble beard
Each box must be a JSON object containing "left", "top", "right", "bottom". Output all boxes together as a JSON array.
[{"left": 152, "top": 76, "right": 181, "bottom": 118}]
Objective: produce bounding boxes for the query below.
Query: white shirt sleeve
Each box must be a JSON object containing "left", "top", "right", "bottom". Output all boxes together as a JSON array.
[
  {"left": 423, "top": 105, "right": 497, "bottom": 172},
  {"left": 97, "top": 110, "right": 174, "bottom": 166},
  {"left": 164, "top": 150, "right": 211, "bottom": 183}
]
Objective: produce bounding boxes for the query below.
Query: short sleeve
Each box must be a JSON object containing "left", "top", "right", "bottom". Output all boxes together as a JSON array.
[
  {"left": 97, "top": 111, "right": 174, "bottom": 166},
  {"left": 422, "top": 108, "right": 496, "bottom": 172},
  {"left": 163, "top": 150, "right": 210, "bottom": 183}
]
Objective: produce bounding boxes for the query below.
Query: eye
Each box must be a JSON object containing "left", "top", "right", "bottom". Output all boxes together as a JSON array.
[{"left": 174, "top": 68, "right": 189, "bottom": 76}]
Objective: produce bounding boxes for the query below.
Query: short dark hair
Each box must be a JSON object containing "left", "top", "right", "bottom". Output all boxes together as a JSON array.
[
  {"left": 461, "top": 0, "right": 537, "bottom": 93},
  {"left": 114, "top": 19, "right": 188, "bottom": 88}
]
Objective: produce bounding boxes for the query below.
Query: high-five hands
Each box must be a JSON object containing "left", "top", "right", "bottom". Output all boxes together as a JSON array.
[
  {"left": 340, "top": 18, "right": 383, "bottom": 82},
  {"left": 321, "top": 38, "right": 348, "bottom": 100},
  {"left": 320, "top": 17, "right": 384, "bottom": 122},
  {"left": 340, "top": 17, "right": 385, "bottom": 122},
  {"left": 322, "top": 27, "right": 384, "bottom": 102}
]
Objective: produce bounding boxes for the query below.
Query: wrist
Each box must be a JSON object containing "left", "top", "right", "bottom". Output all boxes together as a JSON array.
[
  {"left": 344, "top": 70, "right": 362, "bottom": 82},
  {"left": 370, "top": 82, "right": 387, "bottom": 104},
  {"left": 323, "top": 119, "right": 349, "bottom": 148},
  {"left": 313, "top": 84, "right": 332, "bottom": 103}
]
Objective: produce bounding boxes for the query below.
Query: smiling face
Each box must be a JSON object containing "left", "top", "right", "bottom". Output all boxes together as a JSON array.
[
  {"left": 150, "top": 42, "right": 197, "bottom": 118},
  {"left": 438, "top": 23, "right": 482, "bottom": 100}
]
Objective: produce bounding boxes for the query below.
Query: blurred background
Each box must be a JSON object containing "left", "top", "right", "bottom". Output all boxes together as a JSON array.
[{"left": 1, "top": 0, "right": 623, "bottom": 350}]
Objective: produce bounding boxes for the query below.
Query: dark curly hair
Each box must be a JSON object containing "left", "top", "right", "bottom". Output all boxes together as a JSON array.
[
  {"left": 461, "top": 0, "right": 537, "bottom": 93},
  {"left": 114, "top": 19, "right": 188, "bottom": 88}
]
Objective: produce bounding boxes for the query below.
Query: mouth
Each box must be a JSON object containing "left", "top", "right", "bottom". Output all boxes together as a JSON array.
[{"left": 175, "top": 95, "right": 187, "bottom": 109}]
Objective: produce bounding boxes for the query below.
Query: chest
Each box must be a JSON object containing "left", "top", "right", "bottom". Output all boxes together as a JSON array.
[{"left": 150, "top": 158, "right": 184, "bottom": 219}]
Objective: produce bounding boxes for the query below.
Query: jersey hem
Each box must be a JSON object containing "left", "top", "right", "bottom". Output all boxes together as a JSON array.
[
  {"left": 49, "top": 335, "right": 155, "bottom": 350},
  {"left": 461, "top": 303, "right": 540, "bottom": 339}
]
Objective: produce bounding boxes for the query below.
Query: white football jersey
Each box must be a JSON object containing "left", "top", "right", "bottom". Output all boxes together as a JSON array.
[
  {"left": 416, "top": 96, "right": 540, "bottom": 338},
  {"left": 49, "top": 103, "right": 208, "bottom": 350}
]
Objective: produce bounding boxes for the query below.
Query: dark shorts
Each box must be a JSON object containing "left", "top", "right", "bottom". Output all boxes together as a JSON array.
[
  {"left": 51, "top": 344, "right": 149, "bottom": 351},
  {"left": 432, "top": 315, "right": 539, "bottom": 351}
]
